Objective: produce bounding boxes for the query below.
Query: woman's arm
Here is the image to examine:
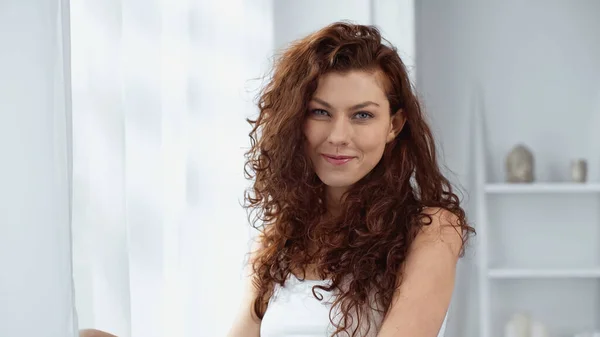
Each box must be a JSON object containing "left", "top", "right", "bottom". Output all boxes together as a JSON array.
[
  {"left": 79, "top": 329, "right": 118, "bottom": 337},
  {"left": 226, "top": 238, "right": 263, "bottom": 337},
  {"left": 377, "top": 207, "right": 464, "bottom": 337}
]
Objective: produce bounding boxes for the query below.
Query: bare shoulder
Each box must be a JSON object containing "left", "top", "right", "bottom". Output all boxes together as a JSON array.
[
  {"left": 377, "top": 207, "right": 464, "bottom": 336},
  {"left": 415, "top": 207, "right": 465, "bottom": 257}
]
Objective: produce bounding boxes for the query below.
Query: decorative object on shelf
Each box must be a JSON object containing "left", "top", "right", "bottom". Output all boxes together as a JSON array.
[
  {"left": 504, "top": 313, "right": 531, "bottom": 337},
  {"left": 570, "top": 159, "right": 588, "bottom": 183},
  {"left": 573, "top": 331, "right": 600, "bottom": 337},
  {"left": 530, "top": 321, "right": 549, "bottom": 337},
  {"left": 506, "top": 144, "right": 534, "bottom": 183},
  {"left": 504, "top": 314, "right": 550, "bottom": 337}
]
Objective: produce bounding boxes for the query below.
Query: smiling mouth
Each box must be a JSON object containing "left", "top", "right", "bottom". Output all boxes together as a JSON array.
[{"left": 321, "top": 154, "right": 355, "bottom": 166}]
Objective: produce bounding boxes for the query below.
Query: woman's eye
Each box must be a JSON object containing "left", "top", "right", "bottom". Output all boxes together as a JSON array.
[
  {"left": 354, "top": 111, "right": 373, "bottom": 119},
  {"left": 311, "top": 109, "right": 329, "bottom": 116}
]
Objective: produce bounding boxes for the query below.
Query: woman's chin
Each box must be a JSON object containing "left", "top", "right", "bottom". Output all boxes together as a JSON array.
[{"left": 319, "top": 177, "right": 358, "bottom": 190}]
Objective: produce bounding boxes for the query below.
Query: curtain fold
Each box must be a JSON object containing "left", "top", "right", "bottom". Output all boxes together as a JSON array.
[{"left": 70, "top": 1, "right": 274, "bottom": 336}]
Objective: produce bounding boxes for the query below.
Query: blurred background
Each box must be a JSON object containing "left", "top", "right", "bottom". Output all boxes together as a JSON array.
[{"left": 1, "top": 1, "right": 600, "bottom": 337}]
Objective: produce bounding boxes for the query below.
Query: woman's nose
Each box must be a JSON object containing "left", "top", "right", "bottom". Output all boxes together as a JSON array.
[{"left": 326, "top": 118, "right": 351, "bottom": 146}]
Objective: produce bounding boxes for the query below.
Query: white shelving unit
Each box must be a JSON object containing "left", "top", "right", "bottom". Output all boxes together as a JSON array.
[
  {"left": 485, "top": 183, "right": 600, "bottom": 194},
  {"left": 488, "top": 268, "right": 600, "bottom": 279},
  {"left": 470, "top": 91, "right": 600, "bottom": 337}
]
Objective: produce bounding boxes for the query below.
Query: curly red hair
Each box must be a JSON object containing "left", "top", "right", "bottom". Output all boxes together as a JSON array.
[{"left": 243, "top": 21, "right": 474, "bottom": 336}]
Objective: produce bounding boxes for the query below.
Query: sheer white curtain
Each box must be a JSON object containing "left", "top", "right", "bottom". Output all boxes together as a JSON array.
[{"left": 70, "top": 1, "right": 274, "bottom": 336}]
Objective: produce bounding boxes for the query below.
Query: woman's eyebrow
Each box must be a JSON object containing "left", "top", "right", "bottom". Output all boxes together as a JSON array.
[{"left": 311, "top": 97, "right": 380, "bottom": 110}]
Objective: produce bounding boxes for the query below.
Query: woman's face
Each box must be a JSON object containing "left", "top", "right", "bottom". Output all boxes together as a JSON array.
[{"left": 303, "top": 70, "right": 404, "bottom": 200}]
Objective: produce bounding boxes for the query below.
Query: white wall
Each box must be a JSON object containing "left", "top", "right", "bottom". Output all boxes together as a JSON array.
[
  {"left": 0, "top": 1, "right": 77, "bottom": 337},
  {"left": 417, "top": 1, "right": 600, "bottom": 336},
  {"left": 273, "top": 0, "right": 415, "bottom": 77},
  {"left": 417, "top": 0, "right": 600, "bottom": 184},
  {"left": 273, "top": 0, "right": 371, "bottom": 51}
]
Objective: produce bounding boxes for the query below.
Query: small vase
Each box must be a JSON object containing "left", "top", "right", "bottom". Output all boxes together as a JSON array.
[
  {"left": 504, "top": 313, "right": 531, "bottom": 337},
  {"left": 571, "top": 159, "right": 587, "bottom": 183},
  {"left": 506, "top": 144, "right": 534, "bottom": 183}
]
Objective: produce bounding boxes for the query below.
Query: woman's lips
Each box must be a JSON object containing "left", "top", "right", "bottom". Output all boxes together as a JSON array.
[{"left": 321, "top": 154, "right": 354, "bottom": 166}]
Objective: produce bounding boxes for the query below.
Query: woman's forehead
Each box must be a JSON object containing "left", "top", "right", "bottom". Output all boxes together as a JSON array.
[{"left": 311, "top": 70, "right": 389, "bottom": 108}]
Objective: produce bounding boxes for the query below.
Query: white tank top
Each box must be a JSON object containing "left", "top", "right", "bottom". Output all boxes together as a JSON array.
[
  {"left": 260, "top": 274, "right": 384, "bottom": 337},
  {"left": 260, "top": 274, "right": 448, "bottom": 337}
]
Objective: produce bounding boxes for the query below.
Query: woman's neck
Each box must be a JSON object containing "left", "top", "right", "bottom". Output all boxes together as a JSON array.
[{"left": 325, "top": 186, "right": 348, "bottom": 216}]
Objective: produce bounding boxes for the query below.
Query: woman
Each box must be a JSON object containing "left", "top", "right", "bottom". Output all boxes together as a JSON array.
[{"left": 228, "top": 22, "right": 474, "bottom": 337}]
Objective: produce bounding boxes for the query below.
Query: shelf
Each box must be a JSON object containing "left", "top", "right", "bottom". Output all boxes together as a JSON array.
[
  {"left": 485, "top": 183, "right": 600, "bottom": 194},
  {"left": 488, "top": 268, "right": 600, "bottom": 279}
]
